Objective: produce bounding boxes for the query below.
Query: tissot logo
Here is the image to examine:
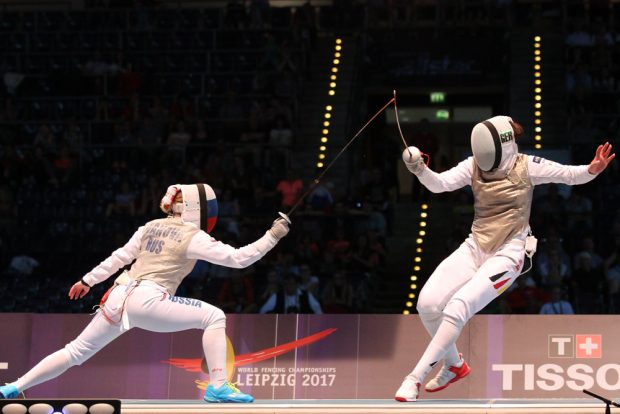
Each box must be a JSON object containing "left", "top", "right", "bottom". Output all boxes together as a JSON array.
[
  {"left": 492, "top": 333, "right": 609, "bottom": 391},
  {"left": 548, "top": 335, "right": 602, "bottom": 359}
]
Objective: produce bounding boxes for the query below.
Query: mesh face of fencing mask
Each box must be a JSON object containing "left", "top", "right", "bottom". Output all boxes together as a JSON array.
[
  {"left": 172, "top": 184, "right": 218, "bottom": 232},
  {"left": 470, "top": 115, "right": 518, "bottom": 173}
]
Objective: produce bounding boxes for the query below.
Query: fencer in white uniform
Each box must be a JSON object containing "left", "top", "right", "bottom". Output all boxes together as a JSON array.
[
  {"left": 395, "top": 116, "right": 615, "bottom": 402},
  {"left": 0, "top": 183, "right": 290, "bottom": 403}
]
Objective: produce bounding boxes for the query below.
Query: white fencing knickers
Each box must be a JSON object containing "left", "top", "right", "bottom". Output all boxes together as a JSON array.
[
  {"left": 12, "top": 281, "right": 226, "bottom": 392},
  {"left": 415, "top": 232, "right": 526, "bottom": 368}
]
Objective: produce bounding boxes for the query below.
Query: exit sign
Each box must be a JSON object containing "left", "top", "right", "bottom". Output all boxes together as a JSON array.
[
  {"left": 430, "top": 92, "right": 445, "bottom": 103},
  {"left": 436, "top": 109, "right": 450, "bottom": 120}
]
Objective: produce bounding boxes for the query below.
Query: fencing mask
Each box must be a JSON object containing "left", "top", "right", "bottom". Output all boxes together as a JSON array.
[
  {"left": 171, "top": 184, "right": 218, "bottom": 232},
  {"left": 470, "top": 116, "right": 519, "bottom": 172}
]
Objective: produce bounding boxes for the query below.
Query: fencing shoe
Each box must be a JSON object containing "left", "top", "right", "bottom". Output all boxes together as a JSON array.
[
  {"left": 395, "top": 377, "right": 420, "bottom": 402},
  {"left": 425, "top": 354, "right": 470, "bottom": 392},
  {"left": 0, "top": 384, "right": 18, "bottom": 399},
  {"left": 204, "top": 382, "right": 254, "bottom": 403}
]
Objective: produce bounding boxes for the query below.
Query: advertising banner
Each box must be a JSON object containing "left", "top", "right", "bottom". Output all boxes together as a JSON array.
[{"left": 0, "top": 313, "right": 617, "bottom": 399}]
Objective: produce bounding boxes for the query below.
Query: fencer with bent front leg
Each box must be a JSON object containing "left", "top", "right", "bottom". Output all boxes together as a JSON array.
[{"left": 395, "top": 116, "right": 614, "bottom": 402}]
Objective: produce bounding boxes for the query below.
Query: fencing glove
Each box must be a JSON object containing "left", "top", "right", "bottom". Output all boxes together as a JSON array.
[
  {"left": 269, "top": 217, "right": 290, "bottom": 240},
  {"left": 402, "top": 146, "right": 425, "bottom": 175}
]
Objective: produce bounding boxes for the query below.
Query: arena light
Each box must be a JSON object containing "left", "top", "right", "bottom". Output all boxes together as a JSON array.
[
  {"left": 0, "top": 400, "right": 121, "bottom": 414},
  {"left": 403, "top": 310, "right": 410, "bottom": 315},
  {"left": 405, "top": 203, "right": 430, "bottom": 313},
  {"left": 533, "top": 35, "right": 542, "bottom": 150},
  {"left": 318, "top": 38, "right": 342, "bottom": 171},
  {"left": 406, "top": 301, "right": 413, "bottom": 308}
]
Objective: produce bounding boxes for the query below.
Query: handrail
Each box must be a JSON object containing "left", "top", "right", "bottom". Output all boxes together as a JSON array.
[
  {"left": 1, "top": 116, "right": 301, "bottom": 145},
  {"left": 20, "top": 70, "right": 290, "bottom": 77},
  {"left": 0, "top": 28, "right": 296, "bottom": 35},
  {"left": 10, "top": 93, "right": 275, "bottom": 102},
  {"left": 14, "top": 49, "right": 305, "bottom": 57},
  {"left": 0, "top": 1, "right": 72, "bottom": 11}
]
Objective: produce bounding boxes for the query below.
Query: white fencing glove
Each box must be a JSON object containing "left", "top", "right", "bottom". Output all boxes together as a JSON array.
[
  {"left": 269, "top": 217, "right": 290, "bottom": 240},
  {"left": 402, "top": 146, "right": 425, "bottom": 175},
  {"left": 160, "top": 184, "right": 181, "bottom": 214}
]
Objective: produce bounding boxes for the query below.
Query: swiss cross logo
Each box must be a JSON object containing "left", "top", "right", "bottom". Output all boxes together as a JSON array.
[
  {"left": 576, "top": 335, "right": 602, "bottom": 358},
  {"left": 548, "top": 334, "right": 602, "bottom": 359}
]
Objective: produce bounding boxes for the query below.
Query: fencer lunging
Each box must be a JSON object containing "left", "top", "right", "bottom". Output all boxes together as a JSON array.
[
  {"left": 0, "top": 183, "right": 290, "bottom": 403},
  {"left": 395, "top": 116, "right": 615, "bottom": 402}
]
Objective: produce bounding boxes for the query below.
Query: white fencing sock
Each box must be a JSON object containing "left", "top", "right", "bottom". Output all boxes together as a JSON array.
[
  {"left": 203, "top": 327, "right": 227, "bottom": 388},
  {"left": 12, "top": 349, "right": 72, "bottom": 392},
  {"left": 408, "top": 320, "right": 462, "bottom": 382},
  {"left": 419, "top": 313, "right": 462, "bottom": 367}
]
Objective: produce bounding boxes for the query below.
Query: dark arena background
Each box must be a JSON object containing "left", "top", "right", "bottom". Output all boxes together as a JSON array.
[{"left": 1, "top": 0, "right": 620, "bottom": 413}]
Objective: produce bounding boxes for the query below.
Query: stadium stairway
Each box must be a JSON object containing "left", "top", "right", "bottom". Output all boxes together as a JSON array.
[{"left": 370, "top": 200, "right": 454, "bottom": 313}]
